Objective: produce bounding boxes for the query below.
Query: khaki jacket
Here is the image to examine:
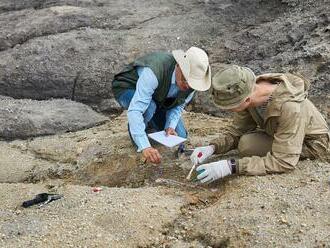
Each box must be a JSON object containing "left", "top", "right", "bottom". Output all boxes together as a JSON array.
[{"left": 210, "top": 73, "right": 329, "bottom": 175}]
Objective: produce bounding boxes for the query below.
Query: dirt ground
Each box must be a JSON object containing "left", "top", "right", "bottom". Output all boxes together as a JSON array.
[{"left": 0, "top": 112, "right": 329, "bottom": 247}]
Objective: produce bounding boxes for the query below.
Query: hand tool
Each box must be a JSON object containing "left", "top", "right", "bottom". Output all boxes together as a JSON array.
[
  {"left": 22, "top": 193, "right": 63, "bottom": 208},
  {"left": 186, "top": 152, "right": 202, "bottom": 180}
]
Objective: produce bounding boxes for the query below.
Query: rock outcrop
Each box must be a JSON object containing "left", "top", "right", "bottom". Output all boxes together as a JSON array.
[
  {"left": 0, "top": 0, "right": 328, "bottom": 120},
  {"left": 0, "top": 98, "right": 108, "bottom": 140}
]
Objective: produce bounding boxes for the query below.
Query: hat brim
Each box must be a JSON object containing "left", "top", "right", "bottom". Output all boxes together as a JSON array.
[
  {"left": 186, "top": 66, "right": 211, "bottom": 91},
  {"left": 213, "top": 96, "right": 246, "bottom": 110},
  {"left": 172, "top": 50, "right": 211, "bottom": 92}
]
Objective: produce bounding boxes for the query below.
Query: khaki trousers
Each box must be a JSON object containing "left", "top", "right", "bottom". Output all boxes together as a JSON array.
[{"left": 237, "top": 131, "right": 330, "bottom": 161}]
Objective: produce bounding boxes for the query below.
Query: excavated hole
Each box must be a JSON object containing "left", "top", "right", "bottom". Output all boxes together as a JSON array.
[
  {"left": 25, "top": 144, "right": 236, "bottom": 191},
  {"left": 67, "top": 147, "right": 235, "bottom": 189},
  {"left": 68, "top": 148, "right": 194, "bottom": 188}
]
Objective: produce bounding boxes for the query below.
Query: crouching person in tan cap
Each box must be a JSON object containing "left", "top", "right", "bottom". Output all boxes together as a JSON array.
[
  {"left": 112, "top": 47, "right": 211, "bottom": 164},
  {"left": 190, "top": 65, "right": 329, "bottom": 184}
]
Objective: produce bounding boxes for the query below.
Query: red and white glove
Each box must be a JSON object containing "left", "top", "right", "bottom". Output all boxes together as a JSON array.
[
  {"left": 196, "top": 160, "right": 232, "bottom": 184},
  {"left": 190, "top": 145, "right": 215, "bottom": 165}
]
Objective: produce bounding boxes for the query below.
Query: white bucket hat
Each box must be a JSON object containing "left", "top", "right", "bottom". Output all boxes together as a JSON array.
[{"left": 172, "top": 47, "right": 211, "bottom": 91}]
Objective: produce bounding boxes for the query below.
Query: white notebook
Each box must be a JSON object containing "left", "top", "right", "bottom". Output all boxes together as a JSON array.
[{"left": 148, "top": 131, "right": 186, "bottom": 148}]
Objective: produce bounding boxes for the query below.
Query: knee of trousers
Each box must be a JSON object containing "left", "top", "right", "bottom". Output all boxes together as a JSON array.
[
  {"left": 238, "top": 135, "right": 255, "bottom": 157},
  {"left": 238, "top": 133, "right": 272, "bottom": 157}
]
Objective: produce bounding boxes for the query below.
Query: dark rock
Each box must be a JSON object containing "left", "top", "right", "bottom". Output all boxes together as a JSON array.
[
  {"left": 0, "top": 98, "right": 108, "bottom": 140},
  {"left": 0, "top": 0, "right": 328, "bottom": 120}
]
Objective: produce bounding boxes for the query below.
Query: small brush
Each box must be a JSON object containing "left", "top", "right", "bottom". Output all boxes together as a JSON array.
[{"left": 186, "top": 152, "right": 202, "bottom": 180}]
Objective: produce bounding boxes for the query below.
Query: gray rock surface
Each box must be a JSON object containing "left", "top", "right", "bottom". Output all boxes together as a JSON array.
[
  {"left": 0, "top": 98, "right": 108, "bottom": 140},
  {"left": 0, "top": 0, "right": 328, "bottom": 118},
  {"left": 191, "top": 0, "right": 330, "bottom": 120}
]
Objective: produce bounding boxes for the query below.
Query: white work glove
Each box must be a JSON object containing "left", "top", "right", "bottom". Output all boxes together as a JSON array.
[
  {"left": 196, "top": 160, "right": 232, "bottom": 184},
  {"left": 190, "top": 145, "right": 215, "bottom": 165}
]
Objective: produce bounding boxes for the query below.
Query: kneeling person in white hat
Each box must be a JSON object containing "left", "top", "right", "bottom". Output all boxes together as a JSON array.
[{"left": 112, "top": 47, "right": 211, "bottom": 164}]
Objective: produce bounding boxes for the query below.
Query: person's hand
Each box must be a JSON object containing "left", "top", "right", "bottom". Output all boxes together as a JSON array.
[
  {"left": 190, "top": 145, "right": 215, "bottom": 165},
  {"left": 196, "top": 160, "right": 232, "bottom": 184},
  {"left": 142, "top": 147, "right": 162, "bottom": 164},
  {"left": 165, "top": 127, "right": 177, "bottom": 136}
]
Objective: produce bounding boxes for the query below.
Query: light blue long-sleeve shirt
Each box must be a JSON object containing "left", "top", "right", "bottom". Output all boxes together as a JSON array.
[{"left": 127, "top": 66, "right": 194, "bottom": 152}]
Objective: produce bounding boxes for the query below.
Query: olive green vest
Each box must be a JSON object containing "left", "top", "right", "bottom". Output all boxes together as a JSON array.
[{"left": 112, "top": 52, "right": 194, "bottom": 109}]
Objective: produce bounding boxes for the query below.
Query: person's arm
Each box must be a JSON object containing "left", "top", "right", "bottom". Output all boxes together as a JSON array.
[
  {"left": 127, "top": 67, "right": 158, "bottom": 152},
  {"left": 210, "top": 110, "right": 257, "bottom": 154},
  {"left": 165, "top": 91, "right": 195, "bottom": 130},
  {"left": 237, "top": 102, "right": 305, "bottom": 175},
  {"left": 190, "top": 109, "right": 256, "bottom": 165}
]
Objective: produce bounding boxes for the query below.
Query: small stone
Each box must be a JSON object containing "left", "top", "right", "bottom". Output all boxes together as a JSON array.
[{"left": 280, "top": 217, "right": 289, "bottom": 225}]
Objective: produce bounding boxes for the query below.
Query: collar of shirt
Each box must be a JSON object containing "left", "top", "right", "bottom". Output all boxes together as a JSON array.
[{"left": 167, "top": 70, "right": 179, "bottom": 98}]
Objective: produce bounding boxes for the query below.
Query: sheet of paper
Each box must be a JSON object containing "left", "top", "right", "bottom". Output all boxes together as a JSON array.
[{"left": 148, "top": 131, "right": 186, "bottom": 148}]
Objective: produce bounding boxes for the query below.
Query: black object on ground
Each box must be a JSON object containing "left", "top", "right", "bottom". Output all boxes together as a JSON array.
[{"left": 22, "top": 193, "right": 63, "bottom": 208}]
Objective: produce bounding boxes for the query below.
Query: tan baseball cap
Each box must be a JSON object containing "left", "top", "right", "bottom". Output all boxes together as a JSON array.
[
  {"left": 212, "top": 65, "right": 256, "bottom": 109},
  {"left": 172, "top": 47, "right": 211, "bottom": 91}
]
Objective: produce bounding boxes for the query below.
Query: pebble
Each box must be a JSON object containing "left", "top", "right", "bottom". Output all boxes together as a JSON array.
[{"left": 279, "top": 217, "right": 289, "bottom": 226}]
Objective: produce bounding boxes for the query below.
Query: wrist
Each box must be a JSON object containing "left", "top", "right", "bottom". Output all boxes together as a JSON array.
[
  {"left": 227, "top": 158, "right": 237, "bottom": 174},
  {"left": 135, "top": 134, "right": 151, "bottom": 152},
  {"left": 142, "top": 146, "right": 152, "bottom": 153},
  {"left": 209, "top": 143, "right": 218, "bottom": 154},
  {"left": 168, "top": 121, "right": 177, "bottom": 130}
]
